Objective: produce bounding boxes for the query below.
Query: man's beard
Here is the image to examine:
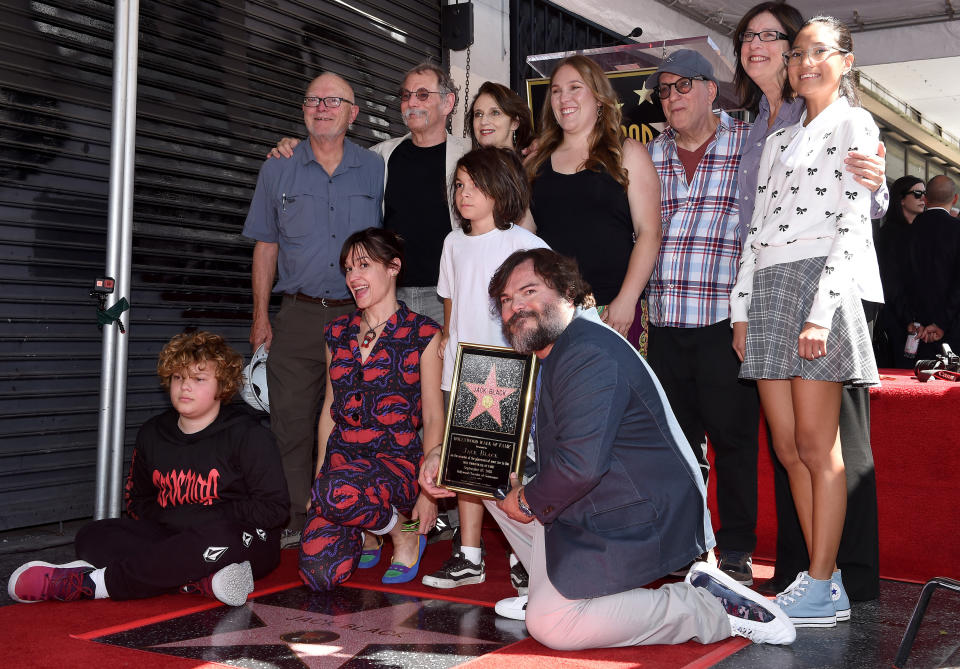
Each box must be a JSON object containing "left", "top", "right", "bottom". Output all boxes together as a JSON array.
[{"left": 502, "top": 301, "right": 565, "bottom": 355}]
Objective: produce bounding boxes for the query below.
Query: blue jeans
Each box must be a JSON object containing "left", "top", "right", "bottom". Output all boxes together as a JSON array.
[{"left": 398, "top": 285, "right": 444, "bottom": 325}]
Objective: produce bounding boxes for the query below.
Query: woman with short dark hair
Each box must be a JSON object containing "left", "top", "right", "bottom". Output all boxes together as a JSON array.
[{"left": 299, "top": 228, "right": 443, "bottom": 590}]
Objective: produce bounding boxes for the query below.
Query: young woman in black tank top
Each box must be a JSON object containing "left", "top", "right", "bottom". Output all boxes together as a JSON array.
[{"left": 524, "top": 55, "right": 661, "bottom": 339}]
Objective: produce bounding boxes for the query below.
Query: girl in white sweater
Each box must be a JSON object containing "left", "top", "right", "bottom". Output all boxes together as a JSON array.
[{"left": 730, "top": 16, "right": 881, "bottom": 628}]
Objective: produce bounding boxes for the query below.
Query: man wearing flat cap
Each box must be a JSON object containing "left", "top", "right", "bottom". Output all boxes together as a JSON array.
[{"left": 645, "top": 49, "right": 760, "bottom": 586}]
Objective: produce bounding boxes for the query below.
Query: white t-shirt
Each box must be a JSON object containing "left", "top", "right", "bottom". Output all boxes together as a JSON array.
[{"left": 436, "top": 224, "right": 550, "bottom": 390}]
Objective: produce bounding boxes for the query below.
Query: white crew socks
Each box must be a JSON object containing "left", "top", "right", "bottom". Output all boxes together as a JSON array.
[
  {"left": 89, "top": 567, "right": 109, "bottom": 599},
  {"left": 461, "top": 546, "right": 482, "bottom": 565}
]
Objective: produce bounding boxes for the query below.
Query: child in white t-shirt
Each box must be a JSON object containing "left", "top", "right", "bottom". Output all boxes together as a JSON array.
[{"left": 422, "top": 147, "right": 548, "bottom": 591}]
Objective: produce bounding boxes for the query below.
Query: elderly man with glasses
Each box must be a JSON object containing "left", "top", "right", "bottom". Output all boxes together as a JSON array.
[
  {"left": 269, "top": 63, "right": 470, "bottom": 324},
  {"left": 242, "top": 73, "right": 385, "bottom": 548},
  {"left": 644, "top": 50, "right": 761, "bottom": 586}
]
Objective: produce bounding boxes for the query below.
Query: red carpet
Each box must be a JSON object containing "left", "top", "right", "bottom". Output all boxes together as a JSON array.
[
  {"left": 4, "top": 530, "right": 764, "bottom": 668},
  {"left": 737, "top": 369, "right": 960, "bottom": 584},
  {"left": 460, "top": 637, "right": 750, "bottom": 669}
]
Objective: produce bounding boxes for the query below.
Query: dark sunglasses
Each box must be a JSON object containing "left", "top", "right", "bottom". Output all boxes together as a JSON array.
[
  {"left": 654, "top": 76, "right": 707, "bottom": 100},
  {"left": 906, "top": 190, "right": 926, "bottom": 199}
]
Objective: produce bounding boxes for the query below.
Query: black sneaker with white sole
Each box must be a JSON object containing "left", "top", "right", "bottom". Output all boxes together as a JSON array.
[
  {"left": 509, "top": 553, "right": 529, "bottom": 595},
  {"left": 426, "top": 512, "right": 456, "bottom": 544},
  {"left": 421, "top": 551, "right": 485, "bottom": 588},
  {"left": 718, "top": 550, "right": 754, "bottom": 586}
]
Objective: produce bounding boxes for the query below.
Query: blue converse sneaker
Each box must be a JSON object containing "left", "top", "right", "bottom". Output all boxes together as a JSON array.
[
  {"left": 832, "top": 570, "right": 851, "bottom": 621},
  {"left": 775, "top": 571, "right": 837, "bottom": 628},
  {"left": 686, "top": 561, "right": 795, "bottom": 645}
]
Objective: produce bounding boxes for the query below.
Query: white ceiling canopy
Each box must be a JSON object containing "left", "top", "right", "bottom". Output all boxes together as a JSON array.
[{"left": 645, "top": 0, "right": 960, "bottom": 144}]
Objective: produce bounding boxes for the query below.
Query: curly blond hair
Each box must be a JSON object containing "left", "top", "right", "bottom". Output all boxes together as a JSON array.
[{"left": 156, "top": 331, "right": 244, "bottom": 401}]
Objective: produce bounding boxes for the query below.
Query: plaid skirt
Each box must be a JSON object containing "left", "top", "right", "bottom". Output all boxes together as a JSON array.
[{"left": 740, "top": 256, "right": 879, "bottom": 386}]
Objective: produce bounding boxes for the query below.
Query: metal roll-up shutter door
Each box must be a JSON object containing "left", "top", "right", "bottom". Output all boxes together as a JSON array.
[
  {"left": 0, "top": 0, "right": 441, "bottom": 531},
  {"left": 509, "top": 0, "right": 628, "bottom": 93}
]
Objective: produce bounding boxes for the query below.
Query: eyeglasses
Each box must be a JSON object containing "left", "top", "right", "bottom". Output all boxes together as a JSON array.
[
  {"left": 399, "top": 88, "right": 442, "bottom": 102},
  {"left": 655, "top": 76, "right": 706, "bottom": 99},
  {"left": 907, "top": 189, "right": 926, "bottom": 199},
  {"left": 783, "top": 46, "right": 850, "bottom": 65},
  {"left": 303, "top": 96, "right": 354, "bottom": 108},
  {"left": 739, "top": 30, "right": 789, "bottom": 43}
]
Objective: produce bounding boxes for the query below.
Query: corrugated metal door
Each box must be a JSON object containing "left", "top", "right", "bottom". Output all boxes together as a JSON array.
[
  {"left": 509, "top": 0, "right": 628, "bottom": 92},
  {"left": 0, "top": 0, "right": 441, "bottom": 530}
]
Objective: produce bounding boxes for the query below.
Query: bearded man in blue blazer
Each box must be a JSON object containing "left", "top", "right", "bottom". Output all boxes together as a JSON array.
[{"left": 421, "top": 249, "right": 794, "bottom": 650}]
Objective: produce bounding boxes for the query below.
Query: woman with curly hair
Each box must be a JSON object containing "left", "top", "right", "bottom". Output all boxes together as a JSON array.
[
  {"left": 525, "top": 55, "right": 661, "bottom": 338},
  {"left": 8, "top": 331, "right": 289, "bottom": 607}
]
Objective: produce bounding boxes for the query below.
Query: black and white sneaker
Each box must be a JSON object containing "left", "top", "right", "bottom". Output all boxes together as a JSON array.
[
  {"left": 509, "top": 553, "right": 529, "bottom": 595},
  {"left": 718, "top": 549, "right": 754, "bottom": 586},
  {"left": 426, "top": 512, "right": 456, "bottom": 544},
  {"left": 685, "top": 561, "right": 796, "bottom": 645},
  {"left": 279, "top": 529, "right": 301, "bottom": 550},
  {"left": 421, "top": 551, "right": 485, "bottom": 588}
]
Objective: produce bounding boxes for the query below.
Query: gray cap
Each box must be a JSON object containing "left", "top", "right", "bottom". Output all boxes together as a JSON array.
[{"left": 653, "top": 49, "right": 717, "bottom": 86}]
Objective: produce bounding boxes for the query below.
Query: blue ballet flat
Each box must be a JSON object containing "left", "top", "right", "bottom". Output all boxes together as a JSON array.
[
  {"left": 358, "top": 535, "right": 383, "bottom": 569},
  {"left": 381, "top": 534, "right": 426, "bottom": 584}
]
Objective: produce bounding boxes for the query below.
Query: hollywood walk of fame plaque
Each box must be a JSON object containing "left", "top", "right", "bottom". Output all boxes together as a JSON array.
[{"left": 437, "top": 343, "right": 538, "bottom": 499}]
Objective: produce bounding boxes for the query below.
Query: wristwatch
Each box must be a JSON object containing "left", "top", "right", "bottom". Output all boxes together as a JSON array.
[{"left": 517, "top": 487, "right": 535, "bottom": 517}]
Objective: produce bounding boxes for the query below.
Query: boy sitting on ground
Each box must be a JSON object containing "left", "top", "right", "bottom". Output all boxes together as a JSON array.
[{"left": 8, "top": 331, "right": 289, "bottom": 606}]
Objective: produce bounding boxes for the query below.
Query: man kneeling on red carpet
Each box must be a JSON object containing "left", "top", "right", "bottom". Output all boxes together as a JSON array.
[
  {"left": 420, "top": 249, "right": 796, "bottom": 649},
  {"left": 8, "top": 331, "right": 290, "bottom": 607}
]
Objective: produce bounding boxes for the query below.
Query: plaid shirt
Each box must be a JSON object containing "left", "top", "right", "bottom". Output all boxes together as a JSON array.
[{"left": 647, "top": 111, "right": 750, "bottom": 327}]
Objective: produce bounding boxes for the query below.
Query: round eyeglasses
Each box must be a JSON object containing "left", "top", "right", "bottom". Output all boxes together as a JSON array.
[
  {"left": 399, "top": 88, "right": 442, "bottom": 102},
  {"left": 655, "top": 76, "right": 706, "bottom": 99},
  {"left": 783, "top": 46, "right": 849, "bottom": 66}
]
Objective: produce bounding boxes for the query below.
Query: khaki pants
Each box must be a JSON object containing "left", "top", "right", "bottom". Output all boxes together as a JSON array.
[
  {"left": 267, "top": 295, "right": 354, "bottom": 531},
  {"left": 483, "top": 500, "right": 731, "bottom": 650}
]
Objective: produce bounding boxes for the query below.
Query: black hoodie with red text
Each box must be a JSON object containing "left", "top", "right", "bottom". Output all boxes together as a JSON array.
[{"left": 124, "top": 404, "right": 289, "bottom": 532}]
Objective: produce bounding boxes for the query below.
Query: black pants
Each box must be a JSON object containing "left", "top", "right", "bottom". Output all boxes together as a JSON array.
[
  {"left": 769, "top": 386, "right": 881, "bottom": 600},
  {"left": 647, "top": 320, "right": 760, "bottom": 553},
  {"left": 75, "top": 518, "right": 281, "bottom": 600}
]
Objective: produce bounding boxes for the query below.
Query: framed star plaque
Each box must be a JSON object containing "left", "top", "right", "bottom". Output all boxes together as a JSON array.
[{"left": 437, "top": 343, "right": 539, "bottom": 499}]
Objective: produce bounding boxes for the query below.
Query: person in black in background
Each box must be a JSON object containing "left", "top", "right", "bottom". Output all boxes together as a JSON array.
[
  {"left": 8, "top": 332, "right": 288, "bottom": 607},
  {"left": 900, "top": 175, "right": 960, "bottom": 360},
  {"left": 875, "top": 175, "right": 925, "bottom": 367}
]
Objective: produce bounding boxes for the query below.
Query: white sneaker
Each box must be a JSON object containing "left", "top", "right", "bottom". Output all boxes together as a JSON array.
[
  {"left": 494, "top": 594, "right": 527, "bottom": 621},
  {"left": 686, "top": 561, "right": 796, "bottom": 645}
]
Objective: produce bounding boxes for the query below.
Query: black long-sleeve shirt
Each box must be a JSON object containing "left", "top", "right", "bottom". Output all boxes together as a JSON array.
[{"left": 124, "top": 404, "right": 289, "bottom": 531}]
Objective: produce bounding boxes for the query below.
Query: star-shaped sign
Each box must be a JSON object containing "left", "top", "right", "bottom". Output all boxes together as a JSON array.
[
  {"left": 634, "top": 79, "right": 655, "bottom": 106},
  {"left": 464, "top": 365, "right": 516, "bottom": 426},
  {"left": 152, "top": 598, "right": 495, "bottom": 667}
]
